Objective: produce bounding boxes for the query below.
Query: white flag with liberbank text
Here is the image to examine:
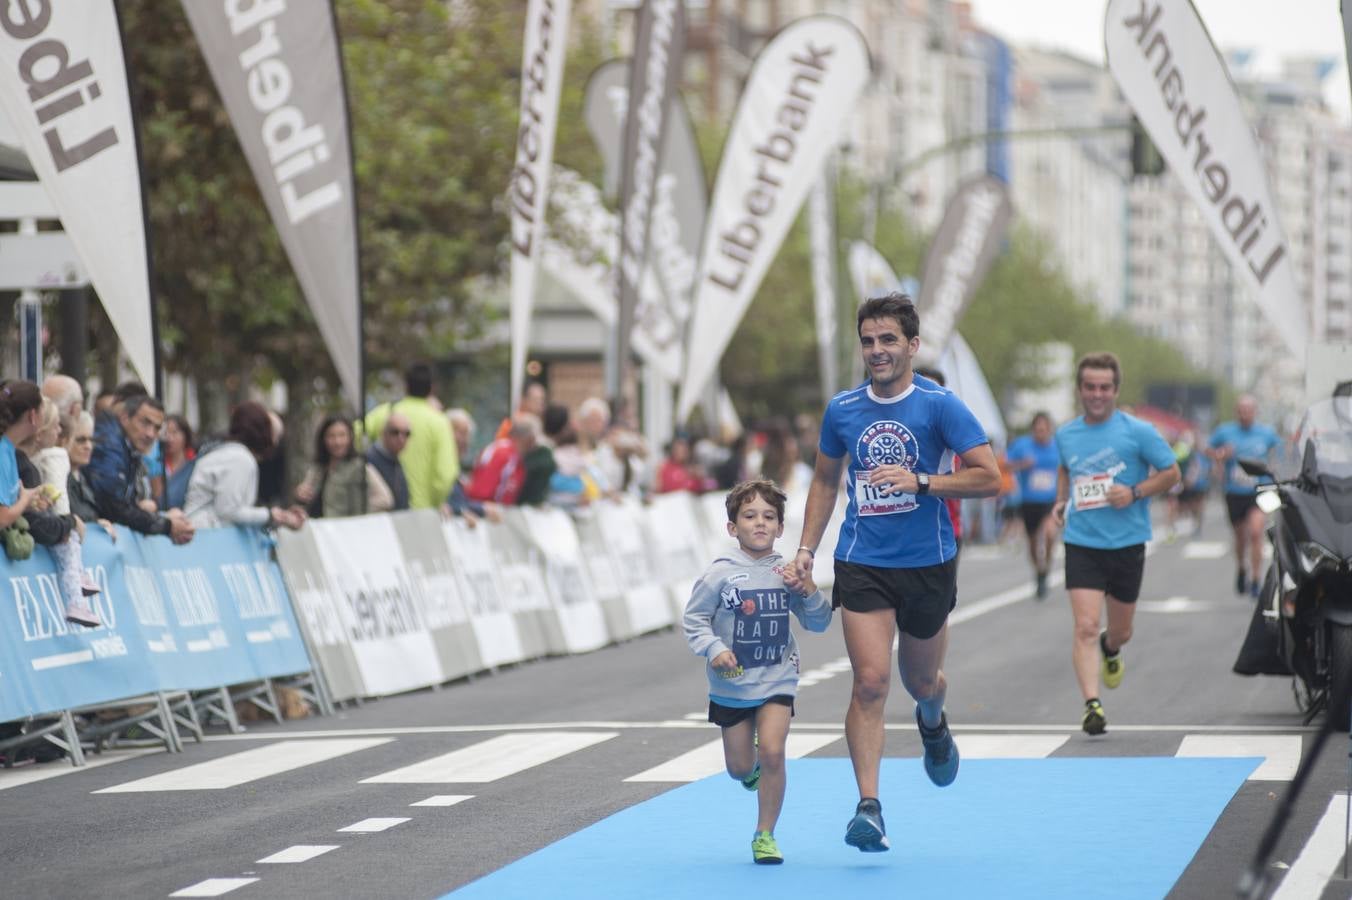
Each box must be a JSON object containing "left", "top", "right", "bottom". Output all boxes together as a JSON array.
[
  {"left": 0, "top": 3, "right": 155, "bottom": 387},
  {"left": 508, "top": 0, "right": 572, "bottom": 406},
  {"left": 677, "top": 16, "right": 869, "bottom": 420},
  {"left": 1105, "top": 0, "right": 1306, "bottom": 358},
  {"left": 182, "top": 0, "right": 362, "bottom": 410}
]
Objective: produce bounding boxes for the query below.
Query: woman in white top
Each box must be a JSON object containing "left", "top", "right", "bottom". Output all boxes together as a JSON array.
[{"left": 183, "top": 401, "right": 305, "bottom": 531}]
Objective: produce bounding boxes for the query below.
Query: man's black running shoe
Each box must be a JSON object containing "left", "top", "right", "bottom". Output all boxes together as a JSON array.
[{"left": 844, "top": 798, "right": 889, "bottom": 852}]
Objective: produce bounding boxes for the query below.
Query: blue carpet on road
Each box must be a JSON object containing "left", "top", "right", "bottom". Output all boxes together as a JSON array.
[{"left": 443, "top": 756, "right": 1258, "bottom": 900}]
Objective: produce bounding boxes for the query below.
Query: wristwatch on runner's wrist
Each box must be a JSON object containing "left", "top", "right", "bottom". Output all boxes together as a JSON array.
[{"left": 916, "top": 473, "right": 930, "bottom": 495}]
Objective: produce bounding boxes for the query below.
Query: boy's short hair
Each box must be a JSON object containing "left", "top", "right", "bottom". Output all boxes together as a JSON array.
[{"left": 725, "top": 478, "right": 787, "bottom": 523}]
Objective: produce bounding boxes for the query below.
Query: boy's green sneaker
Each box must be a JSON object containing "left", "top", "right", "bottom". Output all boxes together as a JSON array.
[
  {"left": 752, "top": 830, "right": 783, "bottom": 864},
  {"left": 741, "top": 762, "right": 761, "bottom": 791}
]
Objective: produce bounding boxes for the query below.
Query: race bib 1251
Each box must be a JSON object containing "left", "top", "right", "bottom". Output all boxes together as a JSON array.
[{"left": 1072, "top": 474, "right": 1113, "bottom": 511}]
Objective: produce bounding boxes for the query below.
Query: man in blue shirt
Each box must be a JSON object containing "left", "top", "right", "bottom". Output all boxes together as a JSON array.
[
  {"left": 1207, "top": 396, "right": 1281, "bottom": 598},
  {"left": 1052, "top": 353, "right": 1179, "bottom": 735},
  {"left": 793, "top": 293, "right": 1001, "bottom": 853},
  {"left": 1006, "top": 412, "right": 1060, "bottom": 599}
]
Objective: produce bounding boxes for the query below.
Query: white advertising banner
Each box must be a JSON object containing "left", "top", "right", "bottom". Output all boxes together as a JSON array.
[
  {"left": 1105, "top": 0, "right": 1306, "bottom": 357},
  {"left": 306, "top": 517, "right": 444, "bottom": 696},
  {"left": 181, "top": 0, "right": 363, "bottom": 411},
  {"left": 518, "top": 507, "right": 609, "bottom": 654},
  {"left": 509, "top": 0, "right": 573, "bottom": 405},
  {"left": 0, "top": 2, "right": 155, "bottom": 386},
  {"left": 440, "top": 518, "right": 525, "bottom": 669},
  {"left": 677, "top": 16, "right": 870, "bottom": 420}
]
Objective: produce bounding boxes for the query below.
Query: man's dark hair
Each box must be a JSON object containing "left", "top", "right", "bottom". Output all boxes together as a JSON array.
[
  {"left": 1030, "top": 411, "right": 1052, "bottom": 429},
  {"left": 1076, "top": 352, "right": 1121, "bottom": 389},
  {"left": 404, "top": 363, "right": 434, "bottom": 398},
  {"left": 857, "top": 292, "right": 919, "bottom": 340},
  {"left": 542, "top": 404, "right": 570, "bottom": 439},
  {"left": 915, "top": 366, "right": 946, "bottom": 387},
  {"left": 113, "top": 380, "right": 149, "bottom": 404},
  {"left": 725, "top": 478, "right": 787, "bottom": 524},
  {"left": 313, "top": 415, "right": 356, "bottom": 466},
  {"left": 229, "top": 401, "right": 274, "bottom": 456},
  {"left": 122, "top": 395, "right": 164, "bottom": 418}
]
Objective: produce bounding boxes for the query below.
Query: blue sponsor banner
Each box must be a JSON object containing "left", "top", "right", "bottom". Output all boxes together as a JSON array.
[{"left": 0, "top": 526, "right": 311, "bottom": 722}]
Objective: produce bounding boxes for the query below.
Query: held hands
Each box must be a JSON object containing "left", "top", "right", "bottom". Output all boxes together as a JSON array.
[
  {"left": 783, "top": 562, "right": 817, "bottom": 597},
  {"left": 867, "top": 464, "right": 919, "bottom": 496}
]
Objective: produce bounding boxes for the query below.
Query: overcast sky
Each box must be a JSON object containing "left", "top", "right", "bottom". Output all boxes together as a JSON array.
[{"left": 969, "top": 0, "right": 1352, "bottom": 119}]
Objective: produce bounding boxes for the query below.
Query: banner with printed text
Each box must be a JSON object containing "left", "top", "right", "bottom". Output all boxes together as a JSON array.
[
  {"left": 1105, "top": 0, "right": 1306, "bottom": 357},
  {"left": 181, "top": 0, "right": 362, "bottom": 410},
  {"left": 0, "top": 2, "right": 155, "bottom": 387},
  {"left": 678, "top": 16, "right": 869, "bottom": 420}
]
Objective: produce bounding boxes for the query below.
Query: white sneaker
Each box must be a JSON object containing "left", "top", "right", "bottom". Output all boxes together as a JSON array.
[{"left": 64, "top": 603, "right": 101, "bottom": 628}]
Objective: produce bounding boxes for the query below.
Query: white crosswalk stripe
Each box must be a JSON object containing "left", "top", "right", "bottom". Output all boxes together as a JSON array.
[
  {"left": 955, "top": 734, "right": 1069, "bottom": 758},
  {"left": 1174, "top": 734, "right": 1302, "bottom": 781},
  {"left": 169, "top": 877, "right": 258, "bottom": 897},
  {"left": 625, "top": 732, "right": 842, "bottom": 782},
  {"left": 93, "top": 738, "right": 391, "bottom": 793},
  {"left": 360, "top": 731, "right": 617, "bottom": 784}
]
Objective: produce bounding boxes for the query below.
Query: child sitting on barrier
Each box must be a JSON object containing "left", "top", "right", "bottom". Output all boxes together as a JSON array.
[
  {"left": 683, "top": 478, "right": 831, "bottom": 865},
  {"left": 26, "top": 398, "right": 101, "bottom": 627}
]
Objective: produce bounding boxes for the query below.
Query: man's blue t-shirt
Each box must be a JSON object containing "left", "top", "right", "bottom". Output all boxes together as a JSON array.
[
  {"left": 1208, "top": 422, "right": 1280, "bottom": 495},
  {"left": 820, "top": 375, "right": 989, "bottom": 568},
  {"left": 0, "top": 437, "right": 18, "bottom": 505},
  {"left": 1006, "top": 434, "right": 1060, "bottom": 503},
  {"left": 1055, "top": 410, "right": 1176, "bottom": 550}
]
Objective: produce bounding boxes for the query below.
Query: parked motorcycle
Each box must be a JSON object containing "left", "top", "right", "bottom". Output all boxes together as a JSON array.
[{"left": 1234, "top": 383, "right": 1352, "bottom": 729}]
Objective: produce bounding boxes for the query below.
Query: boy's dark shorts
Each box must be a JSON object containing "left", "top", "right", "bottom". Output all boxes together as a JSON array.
[
  {"left": 833, "top": 557, "right": 958, "bottom": 640},
  {"left": 708, "top": 695, "right": 794, "bottom": 727},
  {"left": 1064, "top": 543, "right": 1146, "bottom": 604}
]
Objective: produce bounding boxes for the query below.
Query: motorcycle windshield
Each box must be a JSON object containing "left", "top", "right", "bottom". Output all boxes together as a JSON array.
[{"left": 1297, "top": 396, "right": 1352, "bottom": 480}]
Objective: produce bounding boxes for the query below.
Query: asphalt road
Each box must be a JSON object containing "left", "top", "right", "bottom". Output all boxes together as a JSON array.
[{"left": 2, "top": 514, "right": 1348, "bottom": 900}]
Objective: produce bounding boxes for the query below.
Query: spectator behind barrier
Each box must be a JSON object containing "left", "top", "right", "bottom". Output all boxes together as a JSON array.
[
  {"left": 363, "top": 362, "right": 458, "bottom": 509},
  {"left": 111, "top": 381, "right": 162, "bottom": 509},
  {"left": 465, "top": 413, "right": 539, "bottom": 505},
  {"left": 447, "top": 407, "right": 476, "bottom": 475},
  {"left": 160, "top": 414, "right": 196, "bottom": 511},
  {"left": 517, "top": 405, "right": 561, "bottom": 507},
  {"left": 184, "top": 401, "right": 305, "bottom": 530},
  {"left": 86, "top": 394, "right": 194, "bottom": 544},
  {"left": 495, "top": 380, "right": 547, "bottom": 442},
  {"left": 548, "top": 414, "right": 600, "bottom": 509},
  {"left": 41, "top": 374, "right": 83, "bottom": 423},
  {"left": 296, "top": 415, "right": 391, "bottom": 517},
  {"left": 366, "top": 411, "right": 412, "bottom": 512},
  {"left": 66, "top": 411, "right": 116, "bottom": 541},
  {"left": 657, "top": 433, "right": 707, "bottom": 494}
]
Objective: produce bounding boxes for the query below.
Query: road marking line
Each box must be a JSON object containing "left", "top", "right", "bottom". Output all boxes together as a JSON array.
[
  {"left": 625, "top": 732, "right": 841, "bottom": 782},
  {"left": 1175, "top": 735, "right": 1302, "bottom": 781},
  {"left": 1182, "top": 541, "right": 1228, "bottom": 559},
  {"left": 257, "top": 844, "right": 340, "bottom": 864},
  {"left": 1271, "top": 792, "right": 1350, "bottom": 900},
  {"left": 169, "top": 878, "right": 259, "bottom": 897},
  {"left": 955, "top": 734, "right": 1069, "bottom": 758},
  {"left": 410, "top": 794, "right": 474, "bottom": 807},
  {"left": 338, "top": 817, "right": 410, "bottom": 833},
  {"left": 93, "top": 738, "right": 391, "bottom": 792},
  {"left": 0, "top": 748, "right": 159, "bottom": 792},
  {"left": 360, "top": 732, "right": 616, "bottom": 784}
]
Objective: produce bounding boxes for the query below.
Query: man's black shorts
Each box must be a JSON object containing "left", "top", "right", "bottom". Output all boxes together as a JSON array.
[
  {"left": 1225, "top": 493, "right": 1259, "bottom": 525},
  {"left": 1021, "top": 501, "right": 1054, "bottom": 536},
  {"left": 708, "top": 695, "right": 793, "bottom": 728},
  {"left": 1064, "top": 543, "right": 1146, "bottom": 604},
  {"left": 833, "top": 557, "right": 958, "bottom": 640}
]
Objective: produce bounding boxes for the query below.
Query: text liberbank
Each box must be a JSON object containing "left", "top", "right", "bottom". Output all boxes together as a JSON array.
[
  {"left": 1120, "top": 1, "right": 1286, "bottom": 284},
  {"left": 705, "top": 41, "right": 836, "bottom": 293}
]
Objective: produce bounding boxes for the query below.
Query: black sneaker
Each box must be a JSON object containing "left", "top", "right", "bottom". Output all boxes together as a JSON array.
[
  {"left": 1082, "top": 699, "right": 1107, "bottom": 735},
  {"left": 1235, "top": 570, "right": 1247, "bottom": 595},
  {"left": 916, "top": 707, "right": 960, "bottom": 787},
  {"left": 1035, "top": 572, "right": 1049, "bottom": 600},
  {"left": 844, "top": 798, "right": 889, "bottom": 852}
]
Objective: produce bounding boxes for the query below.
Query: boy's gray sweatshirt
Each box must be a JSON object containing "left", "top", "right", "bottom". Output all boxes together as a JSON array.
[{"left": 684, "top": 546, "right": 832, "bottom": 704}]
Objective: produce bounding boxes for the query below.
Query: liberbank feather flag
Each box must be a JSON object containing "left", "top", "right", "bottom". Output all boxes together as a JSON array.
[
  {"left": 0, "top": 2, "right": 155, "bottom": 388},
  {"left": 676, "top": 16, "right": 869, "bottom": 421},
  {"left": 913, "top": 174, "right": 1012, "bottom": 368},
  {"left": 808, "top": 168, "right": 838, "bottom": 400},
  {"left": 181, "top": 0, "right": 361, "bottom": 411},
  {"left": 616, "top": 0, "right": 685, "bottom": 391},
  {"left": 584, "top": 58, "right": 705, "bottom": 384},
  {"left": 508, "top": 0, "right": 572, "bottom": 406},
  {"left": 1105, "top": 0, "right": 1306, "bottom": 358}
]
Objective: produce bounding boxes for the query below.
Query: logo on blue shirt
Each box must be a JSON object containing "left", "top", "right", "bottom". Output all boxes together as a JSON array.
[{"left": 857, "top": 420, "right": 919, "bottom": 469}]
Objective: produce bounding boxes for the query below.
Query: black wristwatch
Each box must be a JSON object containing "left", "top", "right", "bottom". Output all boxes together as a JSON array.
[{"left": 916, "top": 473, "right": 930, "bottom": 495}]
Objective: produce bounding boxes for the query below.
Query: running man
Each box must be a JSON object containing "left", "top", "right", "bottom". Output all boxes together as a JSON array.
[
  {"left": 793, "top": 293, "right": 1001, "bottom": 853},
  {"left": 1006, "top": 412, "right": 1060, "bottom": 599},
  {"left": 1207, "top": 396, "right": 1280, "bottom": 598},
  {"left": 1052, "top": 353, "right": 1180, "bottom": 735}
]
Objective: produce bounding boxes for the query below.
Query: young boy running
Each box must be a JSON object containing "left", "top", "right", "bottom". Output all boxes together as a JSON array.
[{"left": 684, "top": 479, "right": 832, "bottom": 864}]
